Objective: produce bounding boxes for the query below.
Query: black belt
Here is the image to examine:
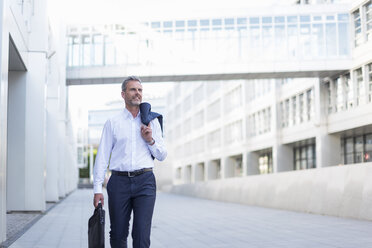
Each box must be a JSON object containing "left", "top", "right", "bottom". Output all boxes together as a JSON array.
[{"left": 111, "top": 168, "right": 152, "bottom": 177}]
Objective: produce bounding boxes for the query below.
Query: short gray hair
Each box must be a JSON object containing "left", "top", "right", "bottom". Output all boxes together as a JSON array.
[{"left": 121, "top": 76, "right": 142, "bottom": 91}]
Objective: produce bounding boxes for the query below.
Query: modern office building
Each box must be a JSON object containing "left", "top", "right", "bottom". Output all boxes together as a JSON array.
[
  {"left": 65, "top": 0, "right": 372, "bottom": 219},
  {"left": 162, "top": 0, "right": 372, "bottom": 219},
  {"left": 0, "top": 0, "right": 78, "bottom": 242}
]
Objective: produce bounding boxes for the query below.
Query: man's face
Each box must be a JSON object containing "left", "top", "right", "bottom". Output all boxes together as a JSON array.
[{"left": 122, "top": 80, "right": 143, "bottom": 106}]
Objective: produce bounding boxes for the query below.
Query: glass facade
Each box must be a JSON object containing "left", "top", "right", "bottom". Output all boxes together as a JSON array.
[{"left": 67, "top": 12, "right": 350, "bottom": 67}]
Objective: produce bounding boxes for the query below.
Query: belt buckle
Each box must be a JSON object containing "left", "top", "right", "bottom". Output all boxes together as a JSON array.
[{"left": 128, "top": 171, "right": 134, "bottom": 178}]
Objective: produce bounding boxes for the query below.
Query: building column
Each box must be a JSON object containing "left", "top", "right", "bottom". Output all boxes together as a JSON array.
[
  {"left": 272, "top": 79, "right": 293, "bottom": 172},
  {"left": 314, "top": 79, "right": 341, "bottom": 167},
  {"left": 45, "top": 96, "right": 60, "bottom": 202},
  {"left": 7, "top": 53, "right": 47, "bottom": 211},
  {"left": 207, "top": 160, "right": 220, "bottom": 180},
  {"left": 222, "top": 156, "right": 234, "bottom": 178},
  {"left": 195, "top": 162, "right": 205, "bottom": 182},
  {"left": 246, "top": 152, "right": 260, "bottom": 175},
  {"left": 0, "top": 0, "right": 9, "bottom": 241},
  {"left": 58, "top": 121, "right": 66, "bottom": 198},
  {"left": 273, "top": 144, "right": 293, "bottom": 172},
  {"left": 242, "top": 152, "right": 248, "bottom": 176},
  {"left": 90, "top": 145, "right": 94, "bottom": 183}
]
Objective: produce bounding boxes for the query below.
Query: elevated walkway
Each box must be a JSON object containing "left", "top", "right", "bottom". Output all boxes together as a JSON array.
[{"left": 66, "top": 58, "right": 351, "bottom": 85}]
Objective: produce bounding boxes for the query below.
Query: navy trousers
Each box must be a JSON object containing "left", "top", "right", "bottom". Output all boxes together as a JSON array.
[{"left": 107, "top": 171, "right": 156, "bottom": 248}]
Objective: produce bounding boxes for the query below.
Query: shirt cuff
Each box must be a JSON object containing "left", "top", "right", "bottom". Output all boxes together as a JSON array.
[
  {"left": 148, "top": 139, "right": 158, "bottom": 150},
  {"left": 94, "top": 184, "right": 103, "bottom": 194}
]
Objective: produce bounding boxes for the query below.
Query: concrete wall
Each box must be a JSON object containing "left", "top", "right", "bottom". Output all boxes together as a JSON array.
[
  {"left": 170, "top": 163, "right": 372, "bottom": 221},
  {"left": 0, "top": 0, "right": 9, "bottom": 242}
]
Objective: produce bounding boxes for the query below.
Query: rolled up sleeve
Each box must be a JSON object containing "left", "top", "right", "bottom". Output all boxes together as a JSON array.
[{"left": 148, "top": 118, "right": 167, "bottom": 161}]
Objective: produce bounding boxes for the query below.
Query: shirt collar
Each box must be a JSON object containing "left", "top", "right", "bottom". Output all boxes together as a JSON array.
[{"left": 123, "top": 107, "right": 140, "bottom": 119}]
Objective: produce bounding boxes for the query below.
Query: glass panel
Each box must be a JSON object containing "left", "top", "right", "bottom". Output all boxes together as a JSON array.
[
  {"left": 262, "top": 17, "right": 272, "bottom": 24},
  {"left": 176, "top": 20, "right": 185, "bottom": 27},
  {"left": 288, "top": 25, "right": 298, "bottom": 58},
  {"left": 225, "top": 18, "right": 234, "bottom": 25},
  {"left": 307, "top": 144, "right": 313, "bottom": 159},
  {"left": 275, "top": 16, "right": 285, "bottom": 23},
  {"left": 237, "top": 18, "right": 247, "bottom": 25},
  {"left": 93, "top": 35, "right": 103, "bottom": 66},
  {"left": 212, "top": 19, "right": 222, "bottom": 25},
  {"left": 151, "top": 22, "right": 160, "bottom": 28},
  {"left": 188, "top": 20, "right": 197, "bottom": 26},
  {"left": 338, "top": 13, "right": 349, "bottom": 21},
  {"left": 200, "top": 19, "right": 210, "bottom": 26},
  {"left": 301, "top": 159, "right": 307, "bottom": 170},
  {"left": 250, "top": 17, "right": 259, "bottom": 24},
  {"left": 346, "top": 153, "right": 354, "bottom": 164},
  {"left": 164, "top": 21, "right": 173, "bottom": 28},
  {"left": 300, "top": 24, "right": 311, "bottom": 57},
  {"left": 346, "top": 138, "right": 354, "bottom": 153},
  {"left": 300, "top": 15, "right": 310, "bottom": 22},
  {"left": 366, "top": 134, "right": 372, "bottom": 151},
  {"left": 326, "top": 23, "right": 337, "bottom": 56},
  {"left": 287, "top": 16, "right": 297, "bottom": 23},
  {"left": 312, "top": 24, "right": 324, "bottom": 57},
  {"left": 338, "top": 22, "right": 349, "bottom": 56}
]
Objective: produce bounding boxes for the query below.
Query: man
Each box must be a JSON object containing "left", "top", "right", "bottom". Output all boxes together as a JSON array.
[{"left": 93, "top": 76, "right": 167, "bottom": 248}]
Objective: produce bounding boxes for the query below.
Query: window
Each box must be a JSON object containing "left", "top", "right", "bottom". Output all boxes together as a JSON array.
[
  {"left": 248, "top": 107, "right": 271, "bottom": 136},
  {"left": 285, "top": 99, "right": 290, "bottom": 127},
  {"left": 336, "top": 78, "right": 344, "bottom": 111},
  {"left": 259, "top": 153, "right": 273, "bottom": 174},
  {"left": 353, "top": 10, "right": 362, "bottom": 47},
  {"left": 326, "top": 23, "right": 337, "bottom": 56},
  {"left": 366, "top": 134, "right": 372, "bottom": 162},
  {"left": 366, "top": 1, "right": 372, "bottom": 41},
  {"left": 343, "top": 134, "right": 372, "bottom": 164},
  {"left": 299, "top": 93, "right": 304, "bottom": 122},
  {"left": 294, "top": 144, "right": 316, "bottom": 170},
  {"left": 176, "top": 20, "right": 185, "bottom": 28},
  {"left": 326, "top": 82, "right": 332, "bottom": 114},
  {"left": 291, "top": 96, "right": 297, "bottom": 126},
  {"left": 344, "top": 74, "right": 354, "bottom": 109},
  {"left": 355, "top": 68, "right": 365, "bottom": 105},
  {"left": 93, "top": 35, "right": 103, "bottom": 65},
  {"left": 338, "top": 15, "right": 349, "bottom": 56},
  {"left": 368, "top": 63, "right": 372, "bottom": 102},
  {"left": 306, "top": 89, "right": 313, "bottom": 121},
  {"left": 151, "top": 22, "right": 160, "bottom": 28}
]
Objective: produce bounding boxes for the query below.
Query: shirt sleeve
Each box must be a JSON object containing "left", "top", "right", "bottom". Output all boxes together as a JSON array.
[
  {"left": 93, "top": 119, "right": 113, "bottom": 194},
  {"left": 148, "top": 118, "right": 167, "bottom": 161}
]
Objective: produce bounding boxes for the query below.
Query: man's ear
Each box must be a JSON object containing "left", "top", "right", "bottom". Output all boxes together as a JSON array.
[{"left": 121, "top": 91, "right": 125, "bottom": 99}]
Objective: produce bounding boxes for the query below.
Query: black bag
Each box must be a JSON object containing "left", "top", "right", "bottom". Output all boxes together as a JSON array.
[{"left": 88, "top": 203, "right": 105, "bottom": 248}]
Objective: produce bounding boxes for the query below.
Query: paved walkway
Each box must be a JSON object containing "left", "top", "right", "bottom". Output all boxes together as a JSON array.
[{"left": 7, "top": 189, "right": 372, "bottom": 248}]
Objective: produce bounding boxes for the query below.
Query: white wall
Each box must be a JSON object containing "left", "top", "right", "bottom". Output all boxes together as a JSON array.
[{"left": 0, "top": 0, "right": 9, "bottom": 242}]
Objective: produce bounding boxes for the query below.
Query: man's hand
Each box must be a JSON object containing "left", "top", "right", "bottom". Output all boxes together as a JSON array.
[
  {"left": 93, "top": 193, "right": 104, "bottom": 208},
  {"left": 141, "top": 124, "right": 153, "bottom": 143}
]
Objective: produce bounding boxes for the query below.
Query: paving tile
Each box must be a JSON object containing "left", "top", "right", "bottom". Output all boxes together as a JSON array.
[{"left": 6, "top": 189, "right": 372, "bottom": 248}]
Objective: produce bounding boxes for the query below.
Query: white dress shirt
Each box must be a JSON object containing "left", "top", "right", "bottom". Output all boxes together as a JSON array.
[{"left": 93, "top": 108, "right": 167, "bottom": 194}]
